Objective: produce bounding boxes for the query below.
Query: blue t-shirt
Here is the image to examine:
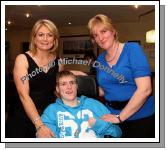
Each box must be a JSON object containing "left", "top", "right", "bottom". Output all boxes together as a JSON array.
[
  {"left": 41, "top": 95, "right": 122, "bottom": 138},
  {"left": 94, "top": 42, "right": 155, "bottom": 120}
]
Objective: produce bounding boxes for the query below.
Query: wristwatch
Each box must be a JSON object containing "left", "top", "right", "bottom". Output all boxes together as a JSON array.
[{"left": 116, "top": 115, "right": 123, "bottom": 123}]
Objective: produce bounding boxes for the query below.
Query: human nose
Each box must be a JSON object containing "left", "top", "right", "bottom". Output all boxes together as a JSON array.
[
  {"left": 98, "top": 33, "right": 104, "bottom": 41},
  {"left": 66, "top": 82, "right": 72, "bottom": 89},
  {"left": 42, "top": 34, "right": 48, "bottom": 40}
]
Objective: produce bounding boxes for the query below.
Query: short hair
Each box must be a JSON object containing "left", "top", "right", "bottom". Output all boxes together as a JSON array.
[
  {"left": 56, "top": 71, "right": 77, "bottom": 85},
  {"left": 87, "top": 14, "right": 118, "bottom": 42},
  {"left": 29, "top": 19, "right": 59, "bottom": 55}
]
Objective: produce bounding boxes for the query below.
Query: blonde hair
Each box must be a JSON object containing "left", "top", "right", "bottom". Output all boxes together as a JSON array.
[
  {"left": 87, "top": 14, "right": 118, "bottom": 42},
  {"left": 29, "top": 19, "right": 59, "bottom": 55}
]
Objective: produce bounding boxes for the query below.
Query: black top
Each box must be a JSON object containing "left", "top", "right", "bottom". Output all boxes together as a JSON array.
[
  {"left": 24, "top": 53, "right": 59, "bottom": 111},
  {"left": 5, "top": 53, "right": 59, "bottom": 137}
]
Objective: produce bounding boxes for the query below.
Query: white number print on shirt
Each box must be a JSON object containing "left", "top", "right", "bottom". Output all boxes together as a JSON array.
[{"left": 57, "top": 109, "right": 97, "bottom": 138}]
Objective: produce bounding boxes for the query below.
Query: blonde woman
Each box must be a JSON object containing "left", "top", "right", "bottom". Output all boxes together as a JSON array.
[
  {"left": 87, "top": 14, "right": 155, "bottom": 138},
  {"left": 6, "top": 19, "right": 85, "bottom": 138}
]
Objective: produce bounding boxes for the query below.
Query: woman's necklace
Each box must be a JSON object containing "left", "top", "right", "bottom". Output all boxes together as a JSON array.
[{"left": 106, "top": 42, "right": 119, "bottom": 62}]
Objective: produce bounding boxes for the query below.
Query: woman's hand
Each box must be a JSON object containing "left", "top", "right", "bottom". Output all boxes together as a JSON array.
[
  {"left": 101, "top": 114, "right": 120, "bottom": 124},
  {"left": 36, "top": 125, "right": 55, "bottom": 138}
]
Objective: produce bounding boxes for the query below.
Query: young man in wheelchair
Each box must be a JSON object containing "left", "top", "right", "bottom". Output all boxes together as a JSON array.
[{"left": 37, "top": 71, "right": 122, "bottom": 138}]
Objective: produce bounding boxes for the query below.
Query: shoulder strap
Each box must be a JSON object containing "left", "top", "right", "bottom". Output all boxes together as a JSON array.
[{"left": 23, "top": 53, "right": 37, "bottom": 68}]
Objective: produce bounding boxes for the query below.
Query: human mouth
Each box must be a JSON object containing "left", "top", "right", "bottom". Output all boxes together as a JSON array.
[
  {"left": 101, "top": 40, "right": 107, "bottom": 45},
  {"left": 41, "top": 43, "right": 49, "bottom": 46},
  {"left": 65, "top": 91, "right": 73, "bottom": 95}
]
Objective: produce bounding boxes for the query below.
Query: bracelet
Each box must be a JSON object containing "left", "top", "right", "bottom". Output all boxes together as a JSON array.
[
  {"left": 36, "top": 124, "right": 45, "bottom": 132},
  {"left": 33, "top": 116, "right": 41, "bottom": 124},
  {"left": 116, "top": 115, "right": 123, "bottom": 123}
]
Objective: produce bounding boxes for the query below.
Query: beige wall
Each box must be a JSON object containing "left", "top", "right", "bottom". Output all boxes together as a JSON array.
[{"left": 5, "top": 11, "right": 155, "bottom": 73}]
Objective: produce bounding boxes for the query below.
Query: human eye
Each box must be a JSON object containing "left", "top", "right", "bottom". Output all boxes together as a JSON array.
[
  {"left": 101, "top": 30, "right": 107, "bottom": 34},
  {"left": 59, "top": 82, "right": 67, "bottom": 86},
  {"left": 37, "top": 32, "right": 44, "bottom": 37},
  {"left": 70, "top": 81, "right": 77, "bottom": 85},
  {"left": 47, "top": 33, "right": 53, "bottom": 37}
]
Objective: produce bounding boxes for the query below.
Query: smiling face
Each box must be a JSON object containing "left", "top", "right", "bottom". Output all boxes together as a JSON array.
[
  {"left": 88, "top": 14, "right": 118, "bottom": 52},
  {"left": 92, "top": 23, "right": 116, "bottom": 51},
  {"left": 34, "top": 25, "right": 55, "bottom": 52},
  {"left": 56, "top": 75, "right": 78, "bottom": 105}
]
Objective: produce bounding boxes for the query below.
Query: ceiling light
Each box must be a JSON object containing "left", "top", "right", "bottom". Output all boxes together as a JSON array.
[
  {"left": 68, "top": 22, "right": 71, "bottom": 25},
  {"left": 25, "top": 13, "right": 30, "bottom": 18},
  {"left": 146, "top": 30, "right": 155, "bottom": 43},
  {"left": 5, "top": 28, "right": 8, "bottom": 31},
  {"left": 7, "top": 21, "right": 11, "bottom": 25},
  {"left": 134, "top": 5, "right": 139, "bottom": 9}
]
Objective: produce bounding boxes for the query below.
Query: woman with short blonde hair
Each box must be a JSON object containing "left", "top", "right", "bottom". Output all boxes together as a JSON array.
[
  {"left": 87, "top": 14, "right": 155, "bottom": 138},
  {"left": 88, "top": 14, "right": 118, "bottom": 42}
]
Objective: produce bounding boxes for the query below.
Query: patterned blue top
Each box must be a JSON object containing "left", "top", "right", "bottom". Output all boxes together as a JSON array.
[{"left": 41, "top": 95, "right": 122, "bottom": 138}]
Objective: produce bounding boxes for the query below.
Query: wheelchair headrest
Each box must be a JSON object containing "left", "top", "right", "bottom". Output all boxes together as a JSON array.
[{"left": 76, "top": 75, "right": 98, "bottom": 98}]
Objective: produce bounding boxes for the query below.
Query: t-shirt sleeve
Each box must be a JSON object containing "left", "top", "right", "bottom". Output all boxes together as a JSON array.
[{"left": 129, "top": 42, "right": 151, "bottom": 78}]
